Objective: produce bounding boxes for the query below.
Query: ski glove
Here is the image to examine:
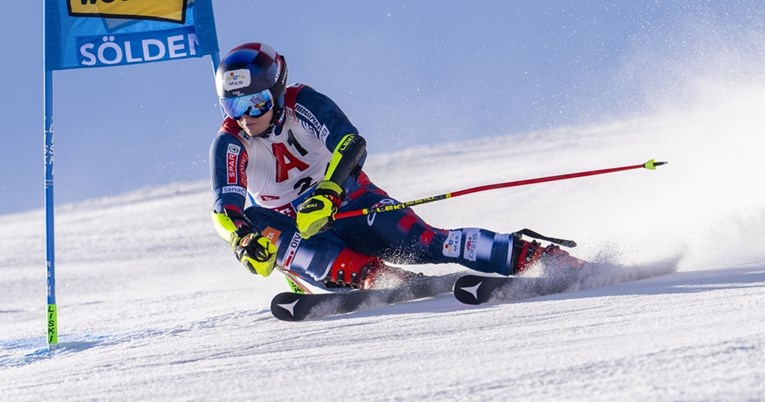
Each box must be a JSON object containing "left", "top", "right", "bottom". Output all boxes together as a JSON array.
[
  {"left": 296, "top": 181, "right": 343, "bottom": 239},
  {"left": 231, "top": 226, "right": 277, "bottom": 277}
]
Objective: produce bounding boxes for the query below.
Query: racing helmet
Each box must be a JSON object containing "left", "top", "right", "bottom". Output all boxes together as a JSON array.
[{"left": 215, "top": 43, "right": 287, "bottom": 121}]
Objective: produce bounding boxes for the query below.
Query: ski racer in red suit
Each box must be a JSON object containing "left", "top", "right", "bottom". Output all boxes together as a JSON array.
[{"left": 209, "top": 43, "right": 577, "bottom": 290}]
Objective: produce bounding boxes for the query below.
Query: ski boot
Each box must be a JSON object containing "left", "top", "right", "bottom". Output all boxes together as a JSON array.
[
  {"left": 323, "top": 248, "right": 420, "bottom": 290},
  {"left": 511, "top": 233, "right": 587, "bottom": 275}
]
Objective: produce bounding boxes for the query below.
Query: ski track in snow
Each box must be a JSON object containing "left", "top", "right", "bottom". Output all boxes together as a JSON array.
[{"left": 3, "top": 34, "right": 765, "bottom": 402}]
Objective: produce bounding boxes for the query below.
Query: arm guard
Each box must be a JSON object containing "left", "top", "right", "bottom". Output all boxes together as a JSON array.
[
  {"left": 210, "top": 209, "right": 252, "bottom": 245},
  {"left": 323, "top": 133, "right": 366, "bottom": 195}
]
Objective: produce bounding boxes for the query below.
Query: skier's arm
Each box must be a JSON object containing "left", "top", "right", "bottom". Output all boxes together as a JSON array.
[
  {"left": 296, "top": 133, "right": 366, "bottom": 238},
  {"left": 290, "top": 84, "right": 368, "bottom": 186},
  {"left": 314, "top": 132, "right": 367, "bottom": 207},
  {"left": 324, "top": 133, "right": 366, "bottom": 190},
  {"left": 209, "top": 132, "right": 276, "bottom": 276},
  {"left": 286, "top": 86, "right": 367, "bottom": 237},
  {"left": 210, "top": 209, "right": 276, "bottom": 277}
]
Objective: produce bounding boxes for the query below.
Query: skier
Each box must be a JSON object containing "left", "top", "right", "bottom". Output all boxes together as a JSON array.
[{"left": 209, "top": 43, "right": 579, "bottom": 290}]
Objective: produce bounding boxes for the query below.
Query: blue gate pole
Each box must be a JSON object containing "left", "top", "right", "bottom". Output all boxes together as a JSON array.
[
  {"left": 210, "top": 51, "right": 222, "bottom": 115},
  {"left": 44, "top": 67, "right": 58, "bottom": 351}
]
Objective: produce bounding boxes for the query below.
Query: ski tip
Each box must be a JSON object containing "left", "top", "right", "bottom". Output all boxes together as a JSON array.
[
  {"left": 453, "top": 275, "right": 509, "bottom": 305},
  {"left": 643, "top": 159, "right": 668, "bottom": 170},
  {"left": 453, "top": 276, "right": 485, "bottom": 305},
  {"left": 270, "top": 292, "right": 303, "bottom": 322}
]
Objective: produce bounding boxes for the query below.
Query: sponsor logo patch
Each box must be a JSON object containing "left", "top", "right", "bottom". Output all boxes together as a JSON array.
[
  {"left": 443, "top": 230, "right": 462, "bottom": 258},
  {"left": 222, "top": 186, "right": 246, "bottom": 197},
  {"left": 238, "top": 151, "right": 248, "bottom": 186},
  {"left": 226, "top": 147, "right": 239, "bottom": 184},
  {"left": 223, "top": 69, "right": 251, "bottom": 91},
  {"left": 366, "top": 198, "right": 396, "bottom": 226},
  {"left": 318, "top": 125, "right": 330, "bottom": 143},
  {"left": 261, "top": 227, "right": 282, "bottom": 246},
  {"left": 282, "top": 233, "right": 302, "bottom": 270},
  {"left": 294, "top": 103, "right": 321, "bottom": 133},
  {"left": 463, "top": 229, "right": 480, "bottom": 262}
]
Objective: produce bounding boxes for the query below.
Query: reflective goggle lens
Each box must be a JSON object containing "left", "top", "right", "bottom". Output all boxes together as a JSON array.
[{"left": 221, "top": 89, "right": 274, "bottom": 119}]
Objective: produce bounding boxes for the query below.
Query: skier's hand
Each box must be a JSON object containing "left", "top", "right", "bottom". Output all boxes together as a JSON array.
[
  {"left": 231, "top": 226, "right": 277, "bottom": 276},
  {"left": 296, "top": 181, "right": 343, "bottom": 239}
]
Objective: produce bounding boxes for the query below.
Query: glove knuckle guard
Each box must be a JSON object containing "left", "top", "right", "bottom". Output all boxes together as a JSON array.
[{"left": 299, "top": 199, "right": 324, "bottom": 213}]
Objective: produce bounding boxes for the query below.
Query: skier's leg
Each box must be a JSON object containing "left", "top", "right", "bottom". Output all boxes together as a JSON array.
[
  {"left": 333, "top": 178, "right": 578, "bottom": 276},
  {"left": 334, "top": 207, "right": 516, "bottom": 275}
]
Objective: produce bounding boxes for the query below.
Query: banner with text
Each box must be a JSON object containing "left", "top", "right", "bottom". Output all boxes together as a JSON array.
[{"left": 45, "top": 0, "right": 219, "bottom": 71}]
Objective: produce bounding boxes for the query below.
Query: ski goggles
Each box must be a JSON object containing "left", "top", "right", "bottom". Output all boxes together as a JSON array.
[{"left": 221, "top": 89, "right": 274, "bottom": 119}]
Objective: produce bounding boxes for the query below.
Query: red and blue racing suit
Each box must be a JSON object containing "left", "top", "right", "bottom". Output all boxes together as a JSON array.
[{"left": 210, "top": 84, "right": 517, "bottom": 283}]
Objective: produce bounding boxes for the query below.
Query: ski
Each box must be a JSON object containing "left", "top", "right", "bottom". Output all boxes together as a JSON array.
[
  {"left": 271, "top": 272, "right": 464, "bottom": 321},
  {"left": 453, "top": 274, "right": 571, "bottom": 305},
  {"left": 454, "top": 256, "right": 681, "bottom": 305},
  {"left": 454, "top": 243, "right": 594, "bottom": 305},
  {"left": 453, "top": 275, "right": 510, "bottom": 305}
]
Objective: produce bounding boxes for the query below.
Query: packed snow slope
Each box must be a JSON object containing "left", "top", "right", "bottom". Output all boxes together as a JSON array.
[
  {"left": 5, "top": 20, "right": 765, "bottom": 398},
  {"left": 2, "top": 69, "right": 765, "bottom": 400}
]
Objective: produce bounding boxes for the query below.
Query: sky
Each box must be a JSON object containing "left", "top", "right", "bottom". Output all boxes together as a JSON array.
[{"left": 1, "top": 1, "right": 764, "bottom": 215}]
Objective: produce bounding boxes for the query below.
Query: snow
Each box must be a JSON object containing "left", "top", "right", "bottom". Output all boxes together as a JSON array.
[{"left": 3, "top": 80, "right": 765, "bottom": 401}]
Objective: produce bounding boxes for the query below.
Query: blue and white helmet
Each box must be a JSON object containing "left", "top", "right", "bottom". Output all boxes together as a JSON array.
[{"left": 215, "top": 43, "right": 288, "bottom": 120}]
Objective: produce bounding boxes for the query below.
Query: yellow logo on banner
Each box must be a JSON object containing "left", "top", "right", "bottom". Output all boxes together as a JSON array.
[{"left": 68, "top": 0, "right": 188, "bottom": 23}]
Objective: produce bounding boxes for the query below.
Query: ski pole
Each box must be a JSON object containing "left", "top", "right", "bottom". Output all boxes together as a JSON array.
[{"left": 333, "top": 159, "right": 667, "bottom": 220}]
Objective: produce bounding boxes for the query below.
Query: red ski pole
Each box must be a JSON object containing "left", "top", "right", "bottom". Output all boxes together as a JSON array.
[{"left": 333, "top": 159, "right": 667, "bottom": 220}]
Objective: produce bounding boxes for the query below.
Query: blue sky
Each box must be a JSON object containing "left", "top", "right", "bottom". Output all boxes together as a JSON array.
[{"left": 0, "top": 1, "right": 762, "bottom": 215}]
